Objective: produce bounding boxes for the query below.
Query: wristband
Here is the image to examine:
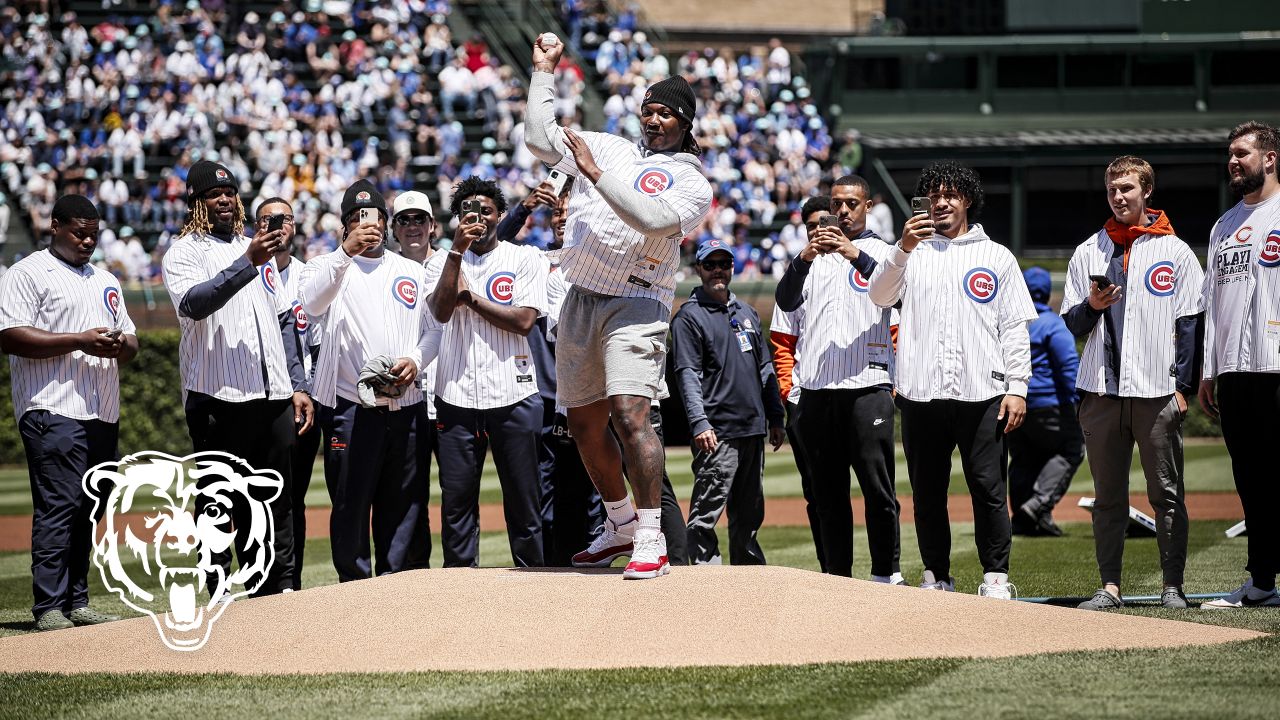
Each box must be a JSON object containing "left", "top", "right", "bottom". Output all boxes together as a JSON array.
[
  {"left": 448, "top": 250, "right": 463, "bottom": 259},
  {"left": 896, "top": 241, "right": 913, "bottom": 254}
]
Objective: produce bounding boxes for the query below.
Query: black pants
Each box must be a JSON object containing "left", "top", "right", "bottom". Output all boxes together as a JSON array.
[
  {"left": 20, "top": 411, "right": 117, "bottom": 620},
  {"left": 184, "top": 392, "right": 296, "bottom": 596},
  {"left": 540, "top": 399, "right": 605, "bottom": 567},
  {"left": 437, "top": 395, "right": 544, "bottom": 567},
  {"left": 323, "top": 398, "right": 430, "bottom": 581},
  {"left": 786, "top": 401, "right": 825, "bottom": 572},
  {"left": 1217, "top": 372, "right": 1280, "bottom": 589},
  {"left": 1008, "top": 404, "right": 1084, "bottom": 518},
  {"left": 289, "top": 421, "right": 322, "bottom": 590},
  {"left": 408, "top": 403, "right": 436, "bottom": 568},
  {"left": 648, "top": 405, "right": 689, "bottom": 566},
  {"left": 796, "top": 387, "right": 899, "bottom": 577},
  {"left": 898, "top": 396, "right": 1011, "bottom": 578}
]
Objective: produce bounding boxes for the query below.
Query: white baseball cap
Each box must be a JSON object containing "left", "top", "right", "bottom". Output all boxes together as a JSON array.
[{"left": 392, "top": 191, "right": 433, "bottom": 218}]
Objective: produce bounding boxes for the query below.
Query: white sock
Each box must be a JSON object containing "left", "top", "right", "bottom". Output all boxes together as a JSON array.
[
  {"left": 984, "top": 572, "right": 1008, "bottom": 585},
  {"left": 604, "top": 498, "right": 636, "bottom": 528},
  {"left": 635, "top": 508, "right": 661, "bottom": 539}
]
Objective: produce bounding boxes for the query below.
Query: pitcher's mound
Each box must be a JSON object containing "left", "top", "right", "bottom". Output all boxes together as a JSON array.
[{"left": 0, "top": 566, "right": 1262, "bottom": 674}]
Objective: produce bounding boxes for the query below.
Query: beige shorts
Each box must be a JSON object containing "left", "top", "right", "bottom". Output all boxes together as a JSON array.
[{"left": 556, "top": 286, "right": 669, "bottom": 408}]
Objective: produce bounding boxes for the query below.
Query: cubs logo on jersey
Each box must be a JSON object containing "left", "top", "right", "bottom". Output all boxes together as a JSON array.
[
  {"left": 963, "top": 267, "right": 998, "bottom": 303},
  {"left": 356, "top": 191, "right": 371, "bottom": 203},
  {"left": 847, "top": 267, "right": 870, "bottom": 293},
  {"left": 290, "top": 300, "right": 309, "bottom": 335},
  {"left": 260, "top": 265, "right": 276, "bottom": 294},
  {"left": 486, "top": 272, "right": 516, "bottom": 305},
  {"left": 1144, "top": 261, "right": 1176, "bottom": 297},
  {"left": 1258, "top": 230, "right": 1280, "bottom": 268},
  {"left": 634, "top": 167, "right": 674, "bottom": 196},
  {"left": 103, "top": 287, "right": 122, "bottom": 322},
  {"left": 392, "top": 276, "right": 417, "bottom": 309}
]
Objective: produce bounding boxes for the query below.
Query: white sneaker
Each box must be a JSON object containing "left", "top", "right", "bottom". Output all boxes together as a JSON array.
[
  {"left": 622, "top": 532, "right": 670, "bottom": 580},
  {"left": 978, "top": 572, "right": 1017, "bottom": 600},
  {"left": 1202, "top": 578, "right": 1280, "bottom": 609},
  {"left": 919, "top": 570, "right": 955, "bottom": 591},
  {"left": 872, "top": 572, "right": 908, "bottom": 586},
  {"left": 571, "top": 517, "right": 637, "bottom": 568}
]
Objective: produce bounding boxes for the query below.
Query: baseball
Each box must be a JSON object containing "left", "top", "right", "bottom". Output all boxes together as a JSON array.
[{"left": 540, "top": 32, "right": 560, "bottom": 48}]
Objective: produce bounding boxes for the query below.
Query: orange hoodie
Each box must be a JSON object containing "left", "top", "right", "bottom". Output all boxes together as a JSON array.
[
  {"left": 1104, "top": 209, "right": 1176, "bottom": 272},
  {"left": 769, "top": 331, "right": 797, "bottom": 402}
]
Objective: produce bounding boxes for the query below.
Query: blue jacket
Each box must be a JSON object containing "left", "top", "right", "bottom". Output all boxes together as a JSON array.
[{"left": 1024, "top": 267, "right": 1079, "bottom": 410}]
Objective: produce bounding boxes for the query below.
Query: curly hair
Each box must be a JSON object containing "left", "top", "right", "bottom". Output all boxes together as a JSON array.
[
  {"left": 915, "top": 161, "right": 984, "bottom": 220},
  {"left": 180, "top": 195, "right": 247, "bottom": 238},
  {"left": 800, "top": 195, "right": 830, "bottom": 219},
  {"left": 449, "top": 176, "right": 508, "bottom": 217}
]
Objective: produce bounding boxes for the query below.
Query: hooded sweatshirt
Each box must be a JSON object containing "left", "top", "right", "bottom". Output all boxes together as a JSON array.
[{"left": 1022, "top": 266, "right": 1079, "bottom": 410}]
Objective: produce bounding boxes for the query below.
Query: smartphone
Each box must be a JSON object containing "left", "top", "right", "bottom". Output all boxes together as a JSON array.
[
  {"left": 1089, "top": 274, "right": 1113, "bottom": 290},
  {"left": 911, "top": 196, "right": 931, "bottom": 215},
  {"left": 460, "top": 199, "right": 482, "bottom": 216},
  {"left": 105, "top": 328, "right": 123, "bottom": 340},
  {"left": 819, "top": 214, "right": 839, "bottom": 228},
  {"left": 266, "top": 214, "right": 285, "bottom": 233},
  {"left": 359, "top": 207, "right": 378, "bottom": 226},
  {"left": 547, "top": 169, "right": 568, "bottom": 195}
]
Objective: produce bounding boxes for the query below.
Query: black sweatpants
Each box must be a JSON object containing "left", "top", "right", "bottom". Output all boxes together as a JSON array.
[
  {"left": 786, "top": 401, "right": 825, "bottom": 572},
  {"left": 289, "top": 421, "right": 322, "bottom": 590},
  {"left": 185, "top": 392, "right": 296, "bottom": 595},
  {"left": 795, "top": 387, "right": 900, "bottom": 578},
  {"left": 1008, "top": 404, "right": 1084, "bottom": 518},
  {"left": 21, "top": 411, "right": 117, "bottom": 620},
  {"left": 898, "top": 396, "right": 1011, "bottom": 578},
  {"left": 1216, "top": 372, "right": 1280, "bottom": 590},
  {"left": 540, "top": 399, "right": 604, "bottom": 567}
]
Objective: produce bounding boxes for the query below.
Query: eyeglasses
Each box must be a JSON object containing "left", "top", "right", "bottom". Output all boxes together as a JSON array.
[
  {"left": 700, "top": 259, "right": 733, "bottom": 270},
  {"left": 394, "top": 213, "right": 431, "bottom": 226}
]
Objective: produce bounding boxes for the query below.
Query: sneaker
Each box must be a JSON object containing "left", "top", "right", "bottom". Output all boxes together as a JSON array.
[
  {"left": 978, "top": 573, "right": 1017, "bottom": 600},
  {"left": 918, "top": 570, "right": 955, "bottom": 591},
  {"left": 622, "top": 532, "right": 669, "bottom": 580},
  {"left": 571, "top": 517, "right": 636, "bottom": 568},
  {"left": 1077, "top": 589, "right": 1124, "bottom": 611},
  {"left": 67, "top": 606, "right": 121, "bottom": 626},
  {"left": 1161, "top": 586, "right": 1188, "bottom": 609},
  {"left": 35, "top": 610, "right": 74, "bottom": 632},
  {"left": 873, "top": 572, "right": 908, "bottom": 586},
  {"left": 1035, "top": 514, "right": 1064, "bottom": 537},
  {"left": 1202, "top": 579, "right": 1280, "bottom": 609}
]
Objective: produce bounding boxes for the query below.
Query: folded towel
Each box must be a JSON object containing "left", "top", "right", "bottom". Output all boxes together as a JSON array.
[{"left": 356, "top": 354, "right": 407, "bottom": 408}]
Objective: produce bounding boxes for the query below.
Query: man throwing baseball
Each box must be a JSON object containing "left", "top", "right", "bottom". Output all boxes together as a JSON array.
[{"left": 525, "top": 32, "right": 713, "bottom": 579}]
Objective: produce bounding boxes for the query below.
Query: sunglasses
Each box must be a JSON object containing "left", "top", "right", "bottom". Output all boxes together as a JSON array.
[
  {"left": 394, "top": 213, "right": 431, "bottom": 226},
  {"left": 700, "top": 259, "right": 733, "bottom": 270}
]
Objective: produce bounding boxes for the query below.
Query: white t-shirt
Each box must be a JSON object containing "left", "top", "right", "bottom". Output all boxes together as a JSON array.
[{"left": 1203, "top": 192, "right": 1280, "bottom": 377}]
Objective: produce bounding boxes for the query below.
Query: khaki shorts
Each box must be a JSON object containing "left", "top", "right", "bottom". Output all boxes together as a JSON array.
[{"left": 556, "top": 286, "right": 668, "bottom": 408}]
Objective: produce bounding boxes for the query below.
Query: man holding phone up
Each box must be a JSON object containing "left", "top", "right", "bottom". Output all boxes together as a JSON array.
[
  {"left": 869, "top": 161, "right": 1036, "bottom": 599},
  {"left": 773, "top": 176, "right": 903, "bottom": 582},
  {"left": 1062, "top": 156, "right": 1204, "bottom": 611}
]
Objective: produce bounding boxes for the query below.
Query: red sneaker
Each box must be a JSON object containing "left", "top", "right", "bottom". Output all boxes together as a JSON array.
[{"left": 571, "top": 518, "right": 636, "bottom": 567}]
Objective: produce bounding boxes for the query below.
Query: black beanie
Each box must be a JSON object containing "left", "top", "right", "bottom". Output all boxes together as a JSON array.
[
  {"left": 186, "top": 160, "right": 238, "bottom": 200},
  {"left": 643, "top": 75, "right": 696, "bottom": 126},
  {"left": 341, "top": 179, "right": 387, "bottom": 222}
]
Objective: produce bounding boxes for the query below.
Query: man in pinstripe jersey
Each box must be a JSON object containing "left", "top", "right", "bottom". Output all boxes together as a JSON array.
[
  {"left": 869, "top": 161, "right": 1036, "bottom": 599},
  {"left": 525, "top": 34, "right": 713, "bottom": 579},
  {"left": 1062, "top": 156, "right": 1203, "bottom": 611},
  {"left": 0, "top": 195, "right": 138, "bottom": 630}
]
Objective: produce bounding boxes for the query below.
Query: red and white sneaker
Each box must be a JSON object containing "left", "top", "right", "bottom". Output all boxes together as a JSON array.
[
  {"left": 571, "top": 517, "right": 637, "bottom": 567},
  {"left": 623, "top": 532, "right": 670, "bottom": 579}
]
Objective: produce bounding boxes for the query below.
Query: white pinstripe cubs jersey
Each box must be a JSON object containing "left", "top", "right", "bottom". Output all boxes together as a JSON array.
[
  {"left": 870, "top": 224, "right": 1036, "bottom": 402},
  {"left": 277, "top": 256, "right": 319, "bottom": 378},
  {"left": 1203, "top": 192, "right": 1280, "bottom": 378},
  {"left": 550, "top": 133, "right": 712, "bottom": 309},
  {"left": 298, "top": 249, "right": 435, "bottom": 410},
  {"left": 1062, "top": 230, "right": 1204, "bottom": 397},
  {"left": 0, "top": 249, "right": 137, "bottom": 423},
  {"left": 793, "top": 240, "right": 895, "bottom": 391},
  {"left": 162, "top": 232, "right": 294, "bottom": 403},
  {"left": 424, "top": 241, "right": 549, "bottom": 409},
  {"left": 768, "top": 302, "right": 804, "bottom": 404},
  {"left": 413, "top": 254, "right": 440, "bottom": 420}
]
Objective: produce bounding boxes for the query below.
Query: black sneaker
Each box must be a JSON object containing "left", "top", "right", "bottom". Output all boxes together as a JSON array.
[
  {"left": 1035, "top": 513, "right": 1064, "bottom": 537},
  {"left": 1161, "top": 587, "right": 1189, "bottom": 609},
  {"left": 1077, "top": 589, "right": 1124, "bottom": 611}
]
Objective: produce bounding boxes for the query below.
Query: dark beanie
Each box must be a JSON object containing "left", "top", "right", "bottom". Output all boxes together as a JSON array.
[
  {"left": 341, "top": 179, "right": 387, "bottom": 222},
  {"left": 643, "top": 75, "right": 696, "bottom": 126},
  {"left": 186, "top": 160, "right": 238, "bottom": 200}
]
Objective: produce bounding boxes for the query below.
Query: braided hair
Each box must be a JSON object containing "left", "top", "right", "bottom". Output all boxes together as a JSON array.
[{"left": 180, "top": 195, "right": 247, "bottom": 238}]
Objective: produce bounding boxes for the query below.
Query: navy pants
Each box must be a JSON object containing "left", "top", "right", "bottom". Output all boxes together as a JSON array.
[
  {"left": 323, "top": 398, "right": 430, "bottom": 582},
  {"left": 539, "top": 398, "right": 605, "bottom": 566},
  {"left": 437, "top": 395, "right": 544, "bottom": 568},
  {"left": 21, "top": 411, "right": 117, "bottom": 621},
  {"left": 290, "top": 422, "right": 322, "bottom": 590}
]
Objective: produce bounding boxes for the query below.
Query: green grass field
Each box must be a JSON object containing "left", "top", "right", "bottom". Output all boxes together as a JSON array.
[
  {"left": 0, "top": 440, "right": 1236, "bottom": 516},
  {"left": 1, "top": 519, "right": 1276, "bottom": 718}
]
